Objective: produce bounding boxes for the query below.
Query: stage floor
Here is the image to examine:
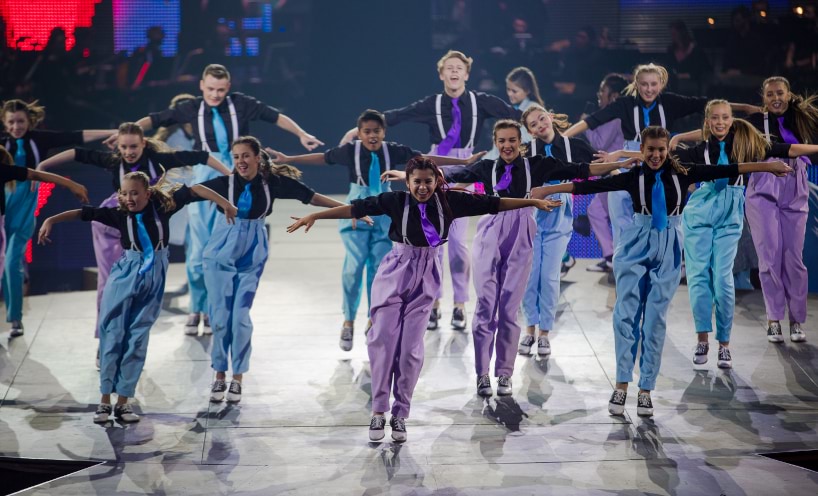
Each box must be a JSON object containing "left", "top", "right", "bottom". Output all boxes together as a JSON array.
[{"left": 2, "top": 199, "right": 818, "bottom": 495}]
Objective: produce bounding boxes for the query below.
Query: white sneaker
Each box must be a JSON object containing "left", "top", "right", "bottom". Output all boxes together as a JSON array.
[
  {"left": 518, "top": 334, "right": 535, "bottom": 355},
  {"left": 717, "top": 346, "right": 732, "bottom": 369},
  {"left": 390, "top": 416, "right": 407, "bottom": 442},
  {"left": 184, "top": 314, "right": 200, "bottom": 336},
  {"left": 790, "top": 322, "right": 807, "bottom": 342},
  {"left": 497, "top": 375, "right": 512, "bottom": 396},
  {"left": 537, "top": 336, "right": 551, "bottom": 357},
  {"left": 369, "top": 415, "right": 385, "bottom": 441},
  {"left": 693, "top": 342, "right": 709, "bottom": 365},
  {"left": 767, "top": 322, "right": 784, "bottom": 343},
  {"left": 114, "top": 403, "right": 140, "bottom": 423},
  {"left": 608, "top": 389, "right": 626, "bottom": 415},
  {"left": 476, "top": 374, "right": 492, "bottom": 397},
  {"left": 636, "top": 392, "right": 654, "bottom": 417},
  {"left": 226, "top": 380, "right": 242, "bottom": 403},
  {"left": 201, "top": 314, "right": 212, "bottom": 335},
  {"left": 93, "top": 403, "right": 112, "bottom": 423},
  {"left": 210, "top": 380, "right": 227, "bottom": 402},
  {"left": 339, "top": 325, "right": 354, "bottom": 351}
]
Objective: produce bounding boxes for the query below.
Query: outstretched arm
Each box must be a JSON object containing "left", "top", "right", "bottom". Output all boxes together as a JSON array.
[
  {"left": 498, "top": 197, "right": 563, "bottom": 212},
  {"left": 190, "top": 184, "right": 238, "bottom": 223},
  {"left": 562, "top": 120, "right": 589, "bottom": 138},
  {"left": 287, "top": 205, "right": 355, "bottom": 233},
  {"left": 422, "top": 151, "right": 486, "bottom": 165},
  {"left": 27, "top": 170, "right": 89, "bottom": 203},
  {"left": 265, "top": 148, "right": 328, "bottom": 166},
  {"left": 309, "top": 193, "right": 346, "bottom": 209},
  {"left": 668, "top": 129, "right": 703, "bottom": 150},
  {"left": 103, "top": 117, "right": 152, "bottom": 148},
  {"left": 588, "top": 157, "right": 640, "bottom": 176},
  {"left": 36, "top": 149, "right": 77, "bottom": 171},
  {"left": 530, "top": 182, "right": 576, "bottom": 199},
  {"left": 38, "top": 209, "right": 82, "bottom": 244},
  {"left": 205, "top": 155, "right": 232, "bottom": 175},
  {"left": 787, "top": 144, "right": 818, "bottom": 157},
  {"left": 738, "top": 161, "right": 792, "bottom": 176},
  {"left": 82, "top": 130, "right": 120, "bottom": 142},
  {"left": 276, "top": 114, "right": 324, "bottom": 151},
  {"left": 730, "top": 102, "right": 763, "bottom": 115}
]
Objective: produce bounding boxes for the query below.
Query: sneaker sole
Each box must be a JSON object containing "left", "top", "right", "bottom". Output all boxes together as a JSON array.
[
  {"left": 339, "top": 341, "right": 353, "bottom": 351},
  {"left": 477, "top": 388, "right": 493, "bottom": 397},
  {"left": 391, "top": 432, "right": 407, "bottom": 442},
  {"left": 115, "top": 416, "right": 140, "bottom": 423},
  {"left": 693, "top": 357, "right": 708, "bottom": 365},
  {"left": 517, "top": 346, "right": 533, "bottom": 355},
  {"left": 496, "top": 388, "right": 512, "bottom": 396},
  {"left": 201, "top": 329, "right": 212, "bottom": 335},
  {"left": 767, "top": 336, "right": 784, "bottom": 343},
  {"left": 226, "top": 395, "right": 241, "bottom": 403},
  {"left": 93, "top": 416, "right": 110, "bottom": 423},
  {"left": 184, "top": 327, "right": 199, "bottom": 336},
  {"left": 608, "top": 404, "right": 625, "bottom": 416},
  {"left": 537, "top": 349, "right": 551, "bottom": 357},
  {"left": 451, "top": 321, "right": 466, "bottom": 330},
  {"left": 9, "top": 331, "right": 24, "bottom": 338},
  {"left": 790, "top": 336, "right": 807, "bottom": 343},
  {"left": 369, "top": 430, "right": 385, "bottom": 442},
  {"left": 636, "top": 408, "right": 654, "bottom": 417},
  {"left": 210, "top": 394, "right": 225, "bottom": 402},
  {"left": 717, "top": 361, "right": 732, "bottom": 369}
]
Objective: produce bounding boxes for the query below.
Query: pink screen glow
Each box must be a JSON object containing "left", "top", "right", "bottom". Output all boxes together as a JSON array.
[{"left": 1, "top": 0, "right": 101, "bottom": 51}]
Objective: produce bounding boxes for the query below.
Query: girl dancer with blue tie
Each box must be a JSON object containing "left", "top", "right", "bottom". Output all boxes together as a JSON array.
[
  {"left": 287, "top": 157, "right": 561, "bottom": 442},
  {"left": 38, "top": 172, "right": 234, "bottom": 423},
  {"left": 484, "top": 66, "right": 544, "bottom": 159},
  {"left": 534, "top": 126, "right": 791, "bottom": 417}
]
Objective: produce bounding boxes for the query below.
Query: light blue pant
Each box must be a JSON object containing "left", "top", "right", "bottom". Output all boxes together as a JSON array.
[
  {"left": 609, "top": 140, "right": 640, "bottom": 249},
  {"left": 340, "top": 183, "right": 392, "bottom": 321},
  {"left": 3, "top": 180, "right": 38, "bottom": 322},
  {"left": 522, "top": 193, "right": 573, "bottom": 330},
  {"left": 186, "top": 158, "right": 227, "bottom": 313},
  {"left": 98, "top": 249, "right": 169, "bottom": 397},
  {"left": 204, "top": 216, "right": 268, "bottom": 375},
  {"left": 683, "top": 184, "right": 745, "bottom": 343},
  {"left": 613, "top": 214, "right": 682, "bottom": 391}
]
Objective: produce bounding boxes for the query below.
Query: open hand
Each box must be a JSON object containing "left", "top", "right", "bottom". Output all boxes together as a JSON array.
[
  {"left": 102, "top": 133, "right": 118, "bottom": 150},
  {"left": 769, "top": 160, "right": 794, "bottom": 177},
  {"left": 466, "top": 151, "right": 487, "bottom": 163},
  {"left": 380, "top": 170, "right": 406, "bottom": 182},
  {"left": 534, "top": 198, "right": 564, "bottom": 212},
  {"left": 300, "top": 133, "right": 324, "bottom": 151},
  {"left": 224, "top": 204, "right": 238, "bottom": 224},
  {"left": 70, "top": 183, "right": 90, "bottom": 203},
  {"left": 265, "top": 147, "right": 288, "bottom": 163},
  {"left": 37, "top": 220, "right": 53, "bottom": 245},
  {"left": 287, "top": 215, "right": 316, "bottom": 233}
]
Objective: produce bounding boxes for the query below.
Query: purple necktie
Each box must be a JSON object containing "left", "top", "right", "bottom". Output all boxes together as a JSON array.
[
  {"left": 778, "top": 116, "right": 811, "bottom": 164},
  {"left": 436, "top": 97, "right": 461, "bottom": 156},
  {"left": 417, "top": 202, "right": 442, "bottom": 247},
  {"left": 495, "top": 164, "right": 514, "bottom": 192}
]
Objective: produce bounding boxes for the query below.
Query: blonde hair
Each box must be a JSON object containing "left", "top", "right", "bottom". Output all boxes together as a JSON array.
[
  {"left": 624, "top": 64, "right": 669, "bottom": 97},
  {"left": 231, "top": 136, "right": 302, "bottom": 181},
  {"left": 1, "top": 99, "right": 46, "bottom": 128},
  {"left": 117, "top": 122, "right": 171, "bottom": 154},
  {"left": 118, "top": 171, "right": 181, "bottom": 212},
  {"left": 520, "top": 103, "right": 571, "bottom": 134},
  {"left": 641, "top": 126, "right": 688, "bottom": 175},
  {"left": 436, "top": 50, "right": 473, "bottom": 74},
  {"left": 154, "top": 93, "right": 196, "bottom": 143},
  {"left": 202, "top": 64, "right": 230, "bottom": 81},
  {"left": 700, "top": 99, "right": 769, "bottom": 163},
  {"left": 761, "top": 76, "right": 818, "bottom": 145}
]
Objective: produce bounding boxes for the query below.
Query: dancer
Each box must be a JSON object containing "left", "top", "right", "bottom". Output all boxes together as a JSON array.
[
  {"left": 484, "top": 66, "right": 544, "bottom": 159},
  {"left": 119, "top": 64, "right": 323, "bottom": 335},
  {"left": 340, "top": 50, "right": 523, "bottom": 332},
  {"left": 1, "top": 99, "right": 114, "bottom": 337},
  {"left": 198, "top": 136, "right": 348, "bottom": 404},
  {"left": 534, "top": 126, "right": 791, "bottom": 416},
  {"left": 746, "top": 76, "right": 818, "bottom": 343},
  {"left": 287, "top": 157, "right": 562, "bottom": 442},
  {"left": 38, "top": 172, "right": 234, "bottom": 423},
  {"left": 269, "top": 110, "right": 482, "bottom": 351},
  {"left": 517, "top": 104, "right": 624, "bottom": 358},
  {"left": 670, "top": 99, "right": 818, "bottom": 366}
]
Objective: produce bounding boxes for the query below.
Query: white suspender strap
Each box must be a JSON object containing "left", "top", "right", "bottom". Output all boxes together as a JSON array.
[
  {"left": 632, "top": 105, "right": 641, "bottom": 142},
  {"left": 228, "top": 173, "right": 235, "bottom": 204},
  {"left": 466, "top": 91, "right": 478, "bottom": 148},
  {"left": 197, "top": 97, "right": 239, "bottom": 151},
  {"left": 259, "top": 180, "right": 271, "bottom": 219},
  {"left": 434, "top": 194, "right": 444, "bottom": 239},
  {"left": 658, "top": 103, "right": 666, "bottom": 129},
  {"left": 402, "top": 194, "right": 412, "bottom": 245},
  {"left": 353, "top": 140, "right": 365, "bottom": 185},
  {"left": 524, "top": 157, "right": 531, "bottom": 198},
  {"left": 491, "top": 160, "right": 501, "bottom": 197},
  {"left": 763, "top": 112, "right": 770, "bottom": 139},
  {"left": 127, "top": 216, "right": 138, "bottom": 250},
  {"left": 226, "top": 96, "right": 239, "bottom": 142},
  {"left": 703, "top": 143, "right": 711, "bottom": 165},
  {"left": 119, "top": 158, "right": 157, "bottom": 184},
  {"left": 126, "top": 207, "right": 164, "bottom": 251},
  {"left": 530, "top": 137, "right": 537, "bottom": 155},
  {"left": 435, "top": 94, "right": 446, "bottom": 140},
  {"left": 670, "top": 172, "right": 682, "bottom": 215},
  {"left": 197, "top": 101, "right": 210, "bottom": 152},
  {"left": 562, "top": 136, "right": 572, "bottom": 163},
  {"left": 382, "top": 142, "right": 391, "bottom": 171},
  {"left": 30, "top": 140, "right": 40, "bottom": 165},
  {"left": 638, "top": 172, "right": 649, "bottom": 214}
]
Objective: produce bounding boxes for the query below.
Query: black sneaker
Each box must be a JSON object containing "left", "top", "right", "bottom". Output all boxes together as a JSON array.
[
  {"left": 636, "top": 392, "right": 654, "bottom": 417},
  {"left": 427, "top": 308, "right": 441, "bottom": 331},
  {"left": 390, "top": 416, "right": 407, "bottom": 442},
  {"left": 717, "top": 346, "right": 732, "bottom": 369},
  {"left": 226, "top": 380, "right": 242, "bottom": 403},
  {"left": 767, "top": 322, "right": 784, "bottom": 343},
  {"left": 497, "top": 375, "right": 512, "bottom": 396},
  {"left": 369, "top": 414, "right": 385, "bottom": 441},
  {"left": 518, "top": 334, "right": 535, "bottom": 355},
  {"left": 93, "top": 403, "right": 112, "bottom": 423},
  {"left": 114, "top": 403, "right": 140, "bottom": 423},
  {"left": 339, "top": 325, "right": 354, "bottom": 351},
  {"left": 210, "top": 379, "right": 227, "bottom": 402},
  {"left": 451, "top": 307, "right": 467, "bottom": 331},
  {"left": 693, "top": 342, "right": 709, "bottom": 365},
  {"left": 476, "top": 374, "right": 492, "bottom": 397},
  {"left": 9, "top": 321, "right": 23, "bottom": 338},
  {"left": 608, "top": 389, "right": 627, "bottom": 415}
]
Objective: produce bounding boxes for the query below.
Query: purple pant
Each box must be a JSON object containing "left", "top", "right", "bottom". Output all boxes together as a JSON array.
[
  {"left": 471, "top": 208, "right": 535, "bottom": 377},
  {"left": 368, "top": 243, "right": 441, "bottom": 418},
  {"left": 430, "top": 145, "right": 472, "bottom": 303},
  {"left": 745, "top": 157, "right": 809, "bottom": 323},
  {"left": 588, "top": 193, "right": 614, "bottom": 258},
  {"left": 92, "top": 193, "right": 123, "bottom": 338}
]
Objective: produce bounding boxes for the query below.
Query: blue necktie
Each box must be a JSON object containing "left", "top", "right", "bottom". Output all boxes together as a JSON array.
[
  {"left": 368, "top": 152, "right": 382, "bottom": 194},
  {"left": 237, "top": 183, "right": 253, "bottom": 219},
  {"left": 134, "top": 213, "right": 155, "bottom": 275},
  {"left": 211, "top": 107, "right": 232, "bottom": 165},
  {"left": 642, "top": 101, "right": 658, "bottom": 128},
  {"left": 13, "top": 138, "right": 26, "bottom": 167},
  {"left": 714, "top": 141, "right": 729, "bottom": 192},
  {"left": 543, "top": 143, "right": 553, "bottom": 158},
  {"left": 651, "top": 169, "right": 668, "bottom": 230}
]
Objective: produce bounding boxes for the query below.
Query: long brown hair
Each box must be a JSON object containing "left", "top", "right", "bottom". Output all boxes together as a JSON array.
[
  {"left": 761, "top": 76, "right": 818, "bottom": 145},
  {"left": 404, "top": 156, "right": 453, "bottom": 220},
  {"left": 700, "top": 99, "right": 769, "bottom": 163},
  {"left": 1, "top": 99, "right": 46, "bottom": 128},
  {"left": 231, "top": 136, "right": 302, "bottom": 181},
  {"left": 118, "top": 171, "right": 181, "bottom": 212},
  {"left": 117, "top": 122, "right": 171, "bottom": 155},
  {"left": 506, "top": 67, "right": 545, "bottom": 106},
  {"left": 520, "top": 103, "right": 571, "bottom": 134},
  {"left": 641, "top": 126, "right": 688, "bottom": 175}
]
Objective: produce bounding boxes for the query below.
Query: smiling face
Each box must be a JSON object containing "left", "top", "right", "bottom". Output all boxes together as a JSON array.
[
  {"left": 636, "top": 72, "right": 663, "bottom": 104},
  {"left": 438, "top": 57, "right": 469, "bottom": 93},
  {"left": 117, "top": 133, "right": 146, "bottom": 164},
  {"left": 641, "top": 136, "right": 669, "bottom": 170},
  {"left": 523, "top": 109, "right": 554, "bottom": 141},
  {"left": 406, "top": 168, "right": 438, "bottom": 203},
  {"left": 506, "top": 80, "right": 528, "bottom": 106},
  {"left": 3, "top": 110, "right": 30, "bottom": 139},
  {"left": 120, "top": 178, "right": 151, "bottom": 212},
  {"left": 707, "top": 103, "right": 733, "bottom": 140},
  {"left": 199, "top": 75, "right": 231, "bottom": 107},
  {"left": 763, "top": 81, "right": 790, "bottom": 115},
  {"left": 232, "top": 143, "right": 260, "bottom": 180},
  {"left": 494, "top": 126, "right": 522, "bottom": 163},
  {"left": 357, "top": 120, "right": 385, "bottom": 152}
]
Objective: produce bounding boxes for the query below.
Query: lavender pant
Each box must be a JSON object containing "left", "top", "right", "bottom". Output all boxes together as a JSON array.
[
  {"left": 588, "top": 193, "right": 614, "bottom": 258},
  {"left": 0, "top": 215, "right": 5, "bottom": 282},
  {"left": 472, "top": 208, "right": 535, "bottom": 377},
  {"left": 368, "top": 243, "right": 441, "bottom": 418},
  {"left": 745, "top": 157, "right": 809, "bottom": 323},
  {"left": 92, "top": 193, "right": 123, "bottom": 338},
  {"left": 430, "top": 145, "right": 472, "bottom": 303}
]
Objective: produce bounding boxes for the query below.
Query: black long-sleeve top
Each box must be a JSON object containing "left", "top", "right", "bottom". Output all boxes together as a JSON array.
[
  {"left": 573, "top": 161, "right": 741, "bottom": 215},
  {"left": 672, "top": 132, "right": 790, "bottom": 186},
  {"left": 149, "top": 92, "right": 281, "bottom": 152},
  {"left": 80, "top": 187, "right": 194, "bottom": 250},
  {"left": 0, "top": 167, "right": 30, "bottom": 214},
  {"left": 74, "top": 148, "right": 209, "bottom": 191},
  {"left": 351, "top": 190, "right": 500, "bottom": 246},
  {"left": 583, "top": 93, "right": 708, "bottom": 141},
  {"left": 442, "top": 155, "right": 591, "bottom": 197},
  {"left": 383, "top": 92, "right": 521, "bottom": 148},
  {"left": 323, "top": 141, "right": 422, "bottom": 185},
  {"left": 196, "top": 172, "right": 315, "bottom": 218},
  {"left": 747, "top": 106, "right": 805, "bottom": 144},
  {"left": 3, "top": 130, "right": 84, "bottom": 168},
  {"left": 526, "top": 134, "right": 596, "bottom": 164}
]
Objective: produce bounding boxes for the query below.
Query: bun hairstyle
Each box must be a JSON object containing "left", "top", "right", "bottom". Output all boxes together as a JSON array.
[{"left": 231, "top": 136, "right": 302, "bottom": 181}]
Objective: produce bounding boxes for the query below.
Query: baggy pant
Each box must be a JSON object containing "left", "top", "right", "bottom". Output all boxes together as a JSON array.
[
  {"left": 745, "top": 157, "right": 809, "bottom": 323},
  {"left": 3, "top": 180, "right": 37, "bottom": 322},
  {"left": 92, "top": 192, "right": 123, "bottom": 338},
  {"left": 613, "top": 214, "right": 682, "bottom": 391},
  {"left": 204, "top": 216, "right": 268, "bottom": 375},
  {"left": 588, "top": 192, "right": 614, "bottom": 258},
  {"left": 471, "top": 208, "right": 535, "bottom": 377},
  {"left": 367, "top": 243, "right": 440, "bottom": 417},
  {"left": 98, "top": 249, "right": 169, "bottom": 397}
]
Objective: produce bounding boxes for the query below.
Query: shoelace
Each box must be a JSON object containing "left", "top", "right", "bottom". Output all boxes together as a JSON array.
[
  {"left": 498, "top": 376, "right": 510, "bottom": 387},
  {"left": 718, "top": 347, "right": 731, "bottom": 361},
  {"left": 341, "top": 328, "right": 353, "bottom": 340},
  {"left": 478, "top": 375, "right": 491, "bottom": 388},
  {"left": 695, "top": 343, "right": 709, "bottom": 355},
  {"left": 97, "top": 404, "right": 112, "bottom": 413},
  {"left": 212, "top": 380, "right": 226, "bottom": 391},
  {"left": 521, "top": 335, "right": 535, "bottom": 346},
  {"left": 370, "top": 416, "right": 385, "bottom": 429},
  {"left": 637, "top": 394, "right": 652, "bottom": 407},
  {"left": 538, "top": 337, "right": 549, "bottom": 346},
  {"left": 791, "top": 323, "right": 803, "bottom": 334},
  {"left": 118, "top": 404, "right": 134, "bottom": 414},
  {"left": 611, "top": 390, "right": 626, "bottom": 404},
  {"left": 229, "top": 382, "right": 241, "bottom": 394},
  {"left": 392, "top": 417, "right": 406, "bottom": 431},
  {"left": 769, "top": 323, "right": 782, "bottom": 335}
]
